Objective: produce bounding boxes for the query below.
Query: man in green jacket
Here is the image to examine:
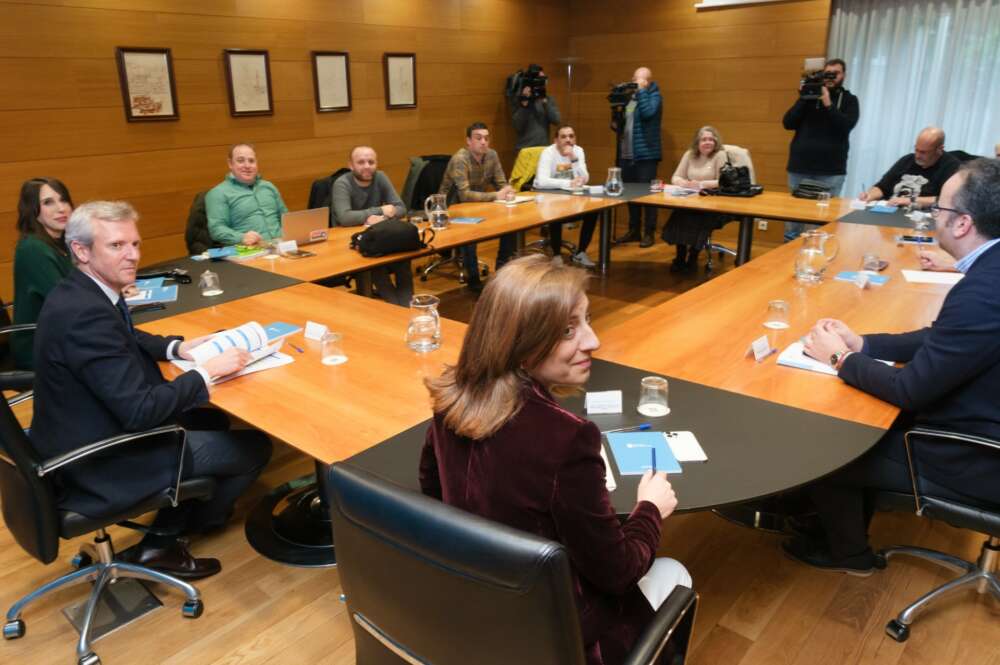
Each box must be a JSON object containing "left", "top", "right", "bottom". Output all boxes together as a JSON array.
[{"left": 205, "top": 143, "right": 287, "bottom": 246}]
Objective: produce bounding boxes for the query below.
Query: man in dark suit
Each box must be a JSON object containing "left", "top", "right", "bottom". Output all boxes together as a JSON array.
[
  {"left": 788, "top": 158, "right": 1000, "bottom": 575},
  {"left": 31, "top": 200, "right": 272, "bottom": 579}
]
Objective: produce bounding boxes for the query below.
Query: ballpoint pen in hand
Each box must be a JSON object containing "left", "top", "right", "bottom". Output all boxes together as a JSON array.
[
  {"left": 601, "top": 423, "right": 651, "bottom": 434},
  {"left": 651, "top": 448, "right": 656, "bottom": 472}
]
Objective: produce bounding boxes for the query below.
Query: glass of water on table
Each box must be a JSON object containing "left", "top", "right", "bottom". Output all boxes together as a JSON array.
[{"left": 637, "top": 376, "right": 670, "bottom": 417}]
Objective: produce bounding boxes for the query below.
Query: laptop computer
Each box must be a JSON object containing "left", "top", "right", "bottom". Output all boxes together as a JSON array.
[{"left": 281, "top": 207, "right": 329, "bottom": 245}]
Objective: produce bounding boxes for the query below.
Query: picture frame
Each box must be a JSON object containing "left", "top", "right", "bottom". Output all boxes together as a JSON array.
[
  {"left": 223, "top": 49, "right": 274, "bottom": 117},
  {"left": 114, "top": 47, "right": 180, "bottom": 122},
  {"left": 311, "top": 51, "right": 352, "bottom": 113},
  {"left": 383, "top": 52, "right": 417, "bottom": 110}
]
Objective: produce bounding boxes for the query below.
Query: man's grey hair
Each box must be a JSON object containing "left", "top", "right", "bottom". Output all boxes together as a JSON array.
[{"left": 64, "top": 200, "right": 139, "bottom": 264}]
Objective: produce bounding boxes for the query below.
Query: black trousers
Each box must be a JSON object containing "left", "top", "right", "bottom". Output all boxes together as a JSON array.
[
  {"left": 461, "top": 234, "right": 518, "bottom": 285},
  {"left": 548, "top": 212, "right": 599, "bottom": 255},
  {"left": 151, "top": 409, "right": 272, "bottom": 536},
  {"left": 371, "top": 260, "right": 414, "bottom": 307},
  {"left": 810, "top": 428, "right": 971, "bottom": 559},
  {"left": 620, "top": 159, "right": 660, "bottom": 235}
]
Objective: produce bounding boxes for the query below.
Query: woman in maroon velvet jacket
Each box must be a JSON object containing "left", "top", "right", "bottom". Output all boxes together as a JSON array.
[{"left": 420, "top": 254, "right": 691, "bottom": 665}]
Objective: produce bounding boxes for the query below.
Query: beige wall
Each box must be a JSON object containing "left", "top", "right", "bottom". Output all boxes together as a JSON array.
[{"left": 0, "top": 0, "right": 569, "bottom": 299}]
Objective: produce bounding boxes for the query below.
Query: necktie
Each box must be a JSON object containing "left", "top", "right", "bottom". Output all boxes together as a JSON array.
[{"left": 116, "top": 296, "right": 135, "bottom": 335}]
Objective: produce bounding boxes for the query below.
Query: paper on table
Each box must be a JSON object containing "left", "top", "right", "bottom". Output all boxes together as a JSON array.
[
  {"left": 188, "top": 322, "right": 269, "bottom": 365},
  {"left": 777, "top": 341, "right": 894, "bottom": 376},
  {"left": 600, "top": 445, "right": 617, "bottom": 491},
  {"left": 172, "top": 340, "right": 292, "bottom": 384},
  {"left": 586, "top": 390, "right": 623, "bottom": 414},
  {"left": 901, "top": 269, "right": 963, "bottom": 285}
]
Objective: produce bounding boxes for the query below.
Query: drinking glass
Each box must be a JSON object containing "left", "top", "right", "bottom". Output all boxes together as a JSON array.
[
  {"left": 199, "top": 270, "right": 223, "bottom": 297},
  {"left": 321, "top": 332, "right": 348, "bottom": 366},
  {"left": 862, "top": 252, "right": 881, "bottom": 272},
  {"left": 650, "top": 178, "right": 664, "bottom": 192},
  {"left": 816, "top": 192, "right": 831, "bottom": 208},
  {"left": 763, "top": 300, "right": 790, "bottom": 330},
  {"left": 637, "top": 376, "right": 670, "bottom": 417}
]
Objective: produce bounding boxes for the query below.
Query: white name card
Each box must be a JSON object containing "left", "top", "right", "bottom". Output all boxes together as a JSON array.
[{"left": 304, "top": 320, "right": 329, "bottom": 341}]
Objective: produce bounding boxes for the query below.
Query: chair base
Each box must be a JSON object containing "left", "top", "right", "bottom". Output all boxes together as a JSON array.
[
  {"left": 418, "top": 254, "right": 489, "bottom": 284},
  {"left": 62, "top": 577, "right": 162, "bottom": 643},
  {"left": 5, "top": 538, "right": 202, "bottom": 664},
  {"left": 878, "top": 537, "right": 1000, "bottom": 642},
  {"left": 704, "top": 240, "right": 737, "bottom": 273}
]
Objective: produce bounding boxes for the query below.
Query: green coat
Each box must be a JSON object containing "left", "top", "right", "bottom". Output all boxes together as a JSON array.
[{"left": 12, "top": 234, "right": 72, "bottom": 369}]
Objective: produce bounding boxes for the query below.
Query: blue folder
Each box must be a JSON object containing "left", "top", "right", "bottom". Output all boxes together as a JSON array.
[{"left": 606, "top": 432, "right": 682, "bottom": 475}]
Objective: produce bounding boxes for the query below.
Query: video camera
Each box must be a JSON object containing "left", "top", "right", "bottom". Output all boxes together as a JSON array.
[
  {"left": 799, "top": 69, "right": 837, "bottom": 100},
  {"left": 506, "top": 64, "right": 548, "bottom": 102},
  {"left": 607, "top": 81, "right": 638, "bottom": 107}
]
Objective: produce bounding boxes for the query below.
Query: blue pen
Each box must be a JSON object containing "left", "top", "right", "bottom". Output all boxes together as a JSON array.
[
  {"left": 288, "top": 342, "right": 305, "bottom": 354},
  {"left": 601, "top": 423, "right": 651, "bottom": 434},
  {"left": 651, "top": 448, "right": 657, "bottom": 472}
]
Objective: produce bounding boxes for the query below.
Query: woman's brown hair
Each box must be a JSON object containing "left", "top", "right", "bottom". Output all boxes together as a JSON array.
[
  {"left": 16, "top": 177, "right": 73, "bottom": 255},
  {"left": 425, "top": 254, "right": 589, "bottom": 440},
  {"left": 688, "top": 125, "right": 723, "bottom": 157}
]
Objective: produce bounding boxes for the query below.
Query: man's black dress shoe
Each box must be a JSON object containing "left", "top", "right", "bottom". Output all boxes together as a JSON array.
[
  {"left": 119, "top": 541, "right": 222, "bottom": 580},
  {"left": 614, "top": 230, "right": 642, "bottom": 245},
  {"left": 639, "top": 234, "right": 654, "bottom": 248}
]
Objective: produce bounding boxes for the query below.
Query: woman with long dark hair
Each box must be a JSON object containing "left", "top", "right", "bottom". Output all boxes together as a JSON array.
[{"left": 12, "top": 177, "right": 74, "bottom": 369}]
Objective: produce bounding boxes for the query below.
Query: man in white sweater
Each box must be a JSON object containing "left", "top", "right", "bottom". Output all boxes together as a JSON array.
[{"left": 534, "top": 126, "right": 598, "bottom": 267}]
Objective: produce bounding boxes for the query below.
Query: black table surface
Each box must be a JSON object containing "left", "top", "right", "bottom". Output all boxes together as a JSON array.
[
  {"left": 534, "top": 181, "right": 656, "bottom": 202},
  {"left": 837, "top": 209, "right": 918, "bottom": 229},
  {"left": 131, "top": 257, "right": 302, "bottom": 324},
  {"left": 349, "top": 358, "right": 886, "bottom": 515}
]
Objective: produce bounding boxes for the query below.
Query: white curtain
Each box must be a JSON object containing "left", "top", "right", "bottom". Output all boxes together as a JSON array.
[{"left": 828, "top": 0, "right": 1000, "bottom": 197}]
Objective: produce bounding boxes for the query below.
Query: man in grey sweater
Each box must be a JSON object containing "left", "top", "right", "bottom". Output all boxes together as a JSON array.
[{"left": 331, "top": 146, "right": 414, "bottom": 306}]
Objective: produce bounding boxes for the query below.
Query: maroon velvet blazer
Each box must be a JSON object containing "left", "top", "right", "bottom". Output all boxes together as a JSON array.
[{"left": 420, "top": 380, "right": 663, "bottom": 665}]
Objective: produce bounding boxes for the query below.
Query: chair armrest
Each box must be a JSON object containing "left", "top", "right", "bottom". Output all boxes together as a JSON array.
[
  {"left": 903, "top": 427, "right": 1000, "bottom": 514},
  {"left": 0, "top": 323, "right": 37, "bottom": 337},
  {"left": 0, "top": 371, "right": 34, "bottom": 394},
  {"left": 6, "top": 389, "right": 33, "bottom": 408},
  {"left": 38, "top": 425, "right": 188, "bottom": 508},
  {"left": 622, "top": 586, "right": 698, "bottom": 665}
]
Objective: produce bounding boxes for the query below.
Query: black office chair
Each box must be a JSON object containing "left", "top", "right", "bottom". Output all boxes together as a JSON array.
[
  {"left": 184, "top": 191, "right": 214, "bottom": 255},
  {"left": 948, "top": 150, "right": 983, "bottom": 164},
  {"left": 326, "top": 462, "right": 699, "bottom": 665},
  {"left": 703, "top": 144, "right": 755, "bottom": 273},
  {"left": 0, "top": 301, "right": 35, "bottom": 401},
  {"left": 404, "top": 155, "right": 489, "bottom": 284},
  {"left": 874, "top": 428, "right": 1000, "bottom": 642},
  {"left": 0, "top": 395, "right": 216, "bottom": 665},
  {"left": 308, "top": 168, "right": 352, "bottom": 227}
]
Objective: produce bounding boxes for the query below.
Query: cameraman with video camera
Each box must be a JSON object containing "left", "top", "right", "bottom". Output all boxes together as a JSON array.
[
  {"left": 508, "top": 64, "right": 561, "bottom": 153},
  {"left": 611, "top": 66, "right": 663, "bottom": 247},
  {"left": 782, "top": 58, "right": 859, "bottom": 241}
]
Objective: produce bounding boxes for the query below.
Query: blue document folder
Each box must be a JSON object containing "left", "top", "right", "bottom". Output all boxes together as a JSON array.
[
  {"left": 264, "top": 321, "right": 302, "bottom": 341},
  {"left": 450, "top": 217, "right": 486, "bottom": 224},
  {"left": 606, "top": 432, "right": 682, "bottom": 475},
  {"left": 125, "top": 285, "right": 178, "bottom": 305}
]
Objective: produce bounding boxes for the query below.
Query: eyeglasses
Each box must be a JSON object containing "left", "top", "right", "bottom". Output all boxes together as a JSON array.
[{"left": 929, "top": 204, "right": 968, "bottom": 218}]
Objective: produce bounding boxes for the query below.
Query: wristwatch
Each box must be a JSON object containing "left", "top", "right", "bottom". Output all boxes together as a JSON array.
[{"left": 830, "top": 350, "right": 852, "bottom": 370}]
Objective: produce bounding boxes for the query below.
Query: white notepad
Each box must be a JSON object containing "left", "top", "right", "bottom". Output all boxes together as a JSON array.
[
  {"left": 777, "top": 341, "right": 894, "bottom": 376},
  {"left": 901, "top": 269, "right": 963, "bottom": 285}
]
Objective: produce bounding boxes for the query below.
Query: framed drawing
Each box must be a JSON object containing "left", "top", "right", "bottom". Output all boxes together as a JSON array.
[
  {"left": 223, "top": 49, "right": 274, "bottom": 117},
  {"left": 115, "top": 47, "right": 179, "bottom": 122},
  {"left": 383, "top": 52, "right": 417, "bottom": 110},
  {"left": 312, "top": 51, "right": 352, "bottom": 113}
]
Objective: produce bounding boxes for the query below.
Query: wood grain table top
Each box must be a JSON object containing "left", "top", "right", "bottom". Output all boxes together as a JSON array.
[
  {"left": 238, "top": 194, "right": 621, "bottom": 282},
  {"left": 632, "top": 190, "right": 854, "bottom": 224},
  {"left": 138, "top": 282, "right": 466, "bottom": 464},
  {"left": 596, "top": 222, "right": 952, "bottom": 430}
]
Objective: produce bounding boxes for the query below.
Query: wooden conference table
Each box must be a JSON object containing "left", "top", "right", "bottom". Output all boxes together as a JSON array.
[
  {"left": 631, "top": 190, "right": 854, "bottom": 266},
  {"left": 139, "top": 215, "right": 952, "bottom": 565},
  {"left": 237, "top": 194, "right": 622, "bottom": 283}
]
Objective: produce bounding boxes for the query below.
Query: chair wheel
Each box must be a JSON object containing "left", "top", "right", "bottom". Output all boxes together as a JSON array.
[
  {"left": 78, "top": 652, "right": 101, "bottom": 665},
  {"left": 885, "top": 619, "right": 909, "bottom": 642},
  {"left": 3, "top": 619, "right": 25, "bottom": 640},
  {"left": 419, "top": 274, "right": 428, "bottom": 282},
  {"left": 182, "top": 599, "right": 204, "bottom": 619},
  {"left": 71, "top": 552, "right": 93, "bottom": 569},
  {"left": 874, "top": 553, "right": 888, "bottom": 569}
]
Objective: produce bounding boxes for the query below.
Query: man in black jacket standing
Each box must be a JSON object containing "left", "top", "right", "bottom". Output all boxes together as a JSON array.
[
  {"left": 786, "top": 159, "right": 1000, "bottom": 575},
  {"left": 782, "top": 58, "right": 860, "bottom": 241}
]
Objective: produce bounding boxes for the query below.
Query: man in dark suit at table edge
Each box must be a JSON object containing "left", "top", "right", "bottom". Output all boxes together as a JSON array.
[
  {"left": 31, "top": 200, "right": 273, "bottom": 579},
  {"left": 791, "top": 158, "right": 1000, "bottom": 575}
]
